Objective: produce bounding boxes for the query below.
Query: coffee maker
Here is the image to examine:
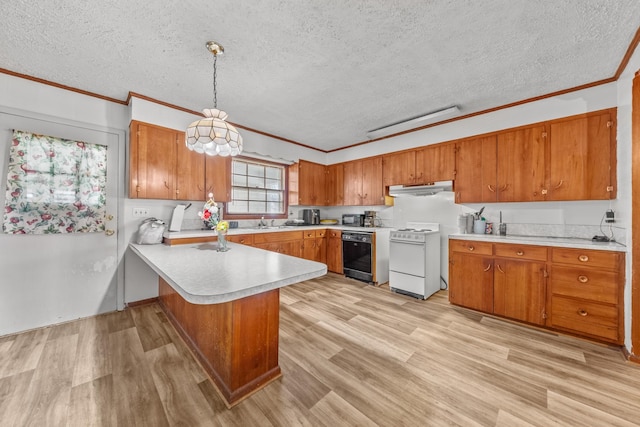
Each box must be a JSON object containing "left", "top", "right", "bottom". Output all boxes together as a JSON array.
[
  {"left": 302, "top": 209, "right": 320, "bottom": 225},
  {"left": 363, "top": 210, "right": 378, "bottom": 228}
]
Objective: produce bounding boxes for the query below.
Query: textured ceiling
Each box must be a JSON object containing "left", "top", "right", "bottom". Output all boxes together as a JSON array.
[{"left": 2, "top": 1, "right": 640, "bottom": 151}]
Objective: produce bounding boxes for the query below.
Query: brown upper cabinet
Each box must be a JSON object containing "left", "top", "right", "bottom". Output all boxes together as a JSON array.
[
  {"left": 289, "top": 160, "right": 326, "bottom": 206},
  {"left": 326, "top": 163, "right": 344, "bottom": 205},
  {"left": 454, "top": 135, "right": 497, "bottom": 203},
  {"left": 547, "top": 110, "right": 616, "bottom": 201},
  {"left": 455, "top": 108, "right": 616, "bottom": 203},
  {"left": 382, "top": 143, "right": 455, "bottom": 187},
  {"left": 130, "top": 120, "right": 229, "bottom": 201},
  {"left": 344, "top": 156, "right": 384, "bottom": 206}
]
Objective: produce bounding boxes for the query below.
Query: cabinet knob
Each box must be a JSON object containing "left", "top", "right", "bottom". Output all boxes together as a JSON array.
[
  {"left": 516, "top": 250, "right": 524, "bottom": 256},
  {"left": 578, "top": 255, "right": 589, "bottom": 262},
  {"left": 578, "top": 275, "right": 588, "bottom": 283},
  {"left": 577, "top": 309, "right": 588, "bottom": 317},
  {"left": 467, "top": 245, "right": 475, "bottom": 251}
]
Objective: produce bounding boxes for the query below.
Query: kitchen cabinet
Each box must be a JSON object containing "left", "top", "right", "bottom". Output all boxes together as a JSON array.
[
  {"left": 130, "top": 120, "right": 226, "bottom": 201},
  {"left": 449, "top": 238, "right": 625, "bottom": 344},
  {"left": 547, "top": 110, "right": 616, "bottom": 201},
  {"left": 289, "top": 160, "right": 326, "bottom": 206},
  {"left": 130, "top": 121, "right": 177, "bottom": 199},
  {"left": 325, "top": 163, "right": 344, "bottom": 205},
  {"left": 548, "top": 247, "right": 623, "bottom": 344},
  {"left": 448, "top": 240, "right": 494, "bottom": 312},
  {"left": 205, "top": 156, "right": 231, "bottom": 202},
  {"left": 415, "top": 143, "right": 456, "bottom": 184},
  {"left": 344, "top": 156, "right": 384, "bottom": 206},
  {"left": 493, "top": 256, "right": 547, "bottom": 326},
  {"left": 454, "top": 135, "right": 497, "bottom": 203},
  {"left": 496, "top": 125, "right": 546, "bottom": 202},
  {"left": 302, "top": 229, "right": 326, "bottom": 263},
  {"left": 225, "top": 233, "right": 254, "bottom": 246},
  {"left": 326, "top": 230, "right": 343, "bottom": 273},
  {"left": 382, "top": 150, "right": 415, "bottom": 186},
  {"left": 253, "top": 230, "right": 303, "bottom": 258}
]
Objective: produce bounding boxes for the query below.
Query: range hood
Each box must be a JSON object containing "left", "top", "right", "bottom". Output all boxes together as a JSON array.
[{"left": 388, "top": 181, "right": 453, "bottom": 197}]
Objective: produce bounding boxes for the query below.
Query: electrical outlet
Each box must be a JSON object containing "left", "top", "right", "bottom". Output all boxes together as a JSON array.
[
  {"left": 605, "top": 209, "right": 615, "bottom": 223},
  {"left": 133, "top": 207, "right": 149, "bottom": 217}
]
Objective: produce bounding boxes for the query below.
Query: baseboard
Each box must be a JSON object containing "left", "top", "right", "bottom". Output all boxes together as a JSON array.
[{"left": 126, "top": 297, "right": 159, "bottom": 308}]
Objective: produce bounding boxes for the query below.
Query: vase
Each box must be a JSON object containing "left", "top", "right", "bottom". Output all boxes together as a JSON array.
[{"left": 217, "top": 230, "right": 229, "bottom": 252}]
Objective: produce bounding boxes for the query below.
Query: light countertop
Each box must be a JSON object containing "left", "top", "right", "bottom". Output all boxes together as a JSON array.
[
  {"left": 130, "top": 242, "right": 327, "bottom": 304},
  {"left": 164, "top": 225, "right": 391, "bottom": 239},
  {"left": 449, "top": 233, "right": 626, "bottom": 252}
]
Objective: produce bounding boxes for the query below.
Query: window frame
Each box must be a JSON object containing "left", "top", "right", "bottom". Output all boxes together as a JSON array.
[{"left": 223, "top": 156, "right": 289, "bottom": 220}]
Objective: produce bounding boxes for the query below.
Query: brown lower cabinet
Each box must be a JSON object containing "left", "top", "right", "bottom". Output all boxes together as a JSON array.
[
  {"left": 326, "top": 230, "right": 343, "bottom": 274},
  {"left": 449, "top": 239, "right": 624, "bottom": 344}
]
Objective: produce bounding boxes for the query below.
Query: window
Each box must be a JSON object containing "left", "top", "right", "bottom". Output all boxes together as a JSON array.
[{"left": 227, "top": 158, "right": 286, "bottom": 215}]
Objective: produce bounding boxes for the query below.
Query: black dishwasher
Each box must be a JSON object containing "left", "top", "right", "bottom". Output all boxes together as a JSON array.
[{"left": 342, "top": 231, "right": 373, "bottom": 283}]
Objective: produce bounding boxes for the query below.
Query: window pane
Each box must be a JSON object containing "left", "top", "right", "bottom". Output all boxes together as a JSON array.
[
  {"left": 232, "top": 174, "right": 247, "bottom": 187},
  {"left": 266, "top": 191, "right": 281, "bottom": 202},
  {"left": 265, "top": 167, "right": 281, "bottom": 180},
  {"left": 267, "top": 202, "right": 283, "bottom": 213},
  {"left": 248, "top": 175, "right": 264, "bottom": 189},
  {"left": 247, "top": 164, "right": 264, "bottom": 178},
  {"left": 265, "top": 178, "right": 281, "bottom": 190},
  {"left": 232, "top": 188, "right": 248, "bottom": 199},
  {"left": 229, "top": 200, "right": 249, "bottom": 213},
  {"left": 249, "top": 188, "right": 267, "bottom": 201},
  {"left": 232, "top": 161, "right": 246, "bottom": 174},
  {"left": 249, "top": 201, "right": 266, "bottom": 212}
]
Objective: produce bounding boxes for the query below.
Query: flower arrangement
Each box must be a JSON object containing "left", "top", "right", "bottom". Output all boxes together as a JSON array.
[{"left": 199, "top": 193, "right": 228, "bottom": 233}]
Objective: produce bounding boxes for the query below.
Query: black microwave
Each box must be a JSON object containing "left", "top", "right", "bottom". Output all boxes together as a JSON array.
[{"left": 342, "top": 214, "right": 364, "bottom": 227}]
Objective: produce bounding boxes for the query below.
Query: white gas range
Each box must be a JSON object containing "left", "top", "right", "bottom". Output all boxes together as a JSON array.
[{"left": 389, "top": 222, "right": 441, "bottom": 300}]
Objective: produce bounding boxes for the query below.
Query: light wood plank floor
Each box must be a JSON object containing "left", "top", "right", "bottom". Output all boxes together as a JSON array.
[{"left": 1, "top": 273, "right": 640, "bottom": 426}]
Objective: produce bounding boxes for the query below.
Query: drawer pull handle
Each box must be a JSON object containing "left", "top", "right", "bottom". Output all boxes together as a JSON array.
[
  {"left": 578, "top": 275, "right": 588, "bottom": 283},
  {"left": 468, "top": 246, "right": 475, "bottom": 251},
  {"left": 516, "top": 250, "right": 524, "bottom": 256},
  {"left": 578, "top": 255, "right": 589, "bottom": 262},
  {"left": 497, "top": 264, "right": 505, "bottom": 273},
  {"left": 483, "top": 264, "right": 492, "bottom": 272},
  {"left": 487, "top": 184, "right": 496, "bottom": 193},
  {"left": 578, "top": 309, "right": 588, "bottom": 317}
]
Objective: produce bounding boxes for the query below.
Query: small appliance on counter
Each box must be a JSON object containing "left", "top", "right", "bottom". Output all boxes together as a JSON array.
[
  {"left": 302, "top": 208, "right": 320, "bottom": 225},
  {"left": 169, "top": 203, "right": 191, "bottom": 232},
  {"left": 342, "top": 214, "right": 364, "bottom": 227},
  {"left": 364, "top": 210, "right": 380, "bottom": 228}
]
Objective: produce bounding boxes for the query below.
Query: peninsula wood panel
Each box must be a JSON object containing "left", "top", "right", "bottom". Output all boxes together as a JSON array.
[{"left": 158, "top": 278, "right": 281, "bottom": 407}]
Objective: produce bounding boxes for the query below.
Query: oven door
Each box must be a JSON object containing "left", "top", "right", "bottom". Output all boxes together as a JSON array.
[{"left": 389, "top": 239, "right": 426, "bottom": 277}]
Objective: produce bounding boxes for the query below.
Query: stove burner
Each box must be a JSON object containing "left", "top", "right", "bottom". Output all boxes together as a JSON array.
[{"left": 395, "top": 228, "right": 433, "bottom": 233}]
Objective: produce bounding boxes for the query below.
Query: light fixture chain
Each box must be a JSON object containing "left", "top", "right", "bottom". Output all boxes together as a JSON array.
[{"left": 212, "top": 54, "right": 218, "bottom": 109}]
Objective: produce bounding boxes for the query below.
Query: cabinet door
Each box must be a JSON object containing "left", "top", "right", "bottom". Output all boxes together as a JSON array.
[
  {"left": 548, "top": 111, "right": 614, "bottom": 201},
  {"left": 493, "top": 258, "right": 546, "bottom": 325},
  {"left": 415, "top": 143, "right": 456, "bottom": 184},
  {"left": 205, "top": 156, "right": 231, "bottom": 202},
  {"left": 176, "top": 132, "right": 206, "bottom": 201},
  {"left": 448, "top": 252, "right": 494, "bottom": 312},
  {"left": 130, "top": 121, "right": 176, "bottom": 199},
  {"left": 496, "top": 125, "right": 546, "bottom": 202},
  {"left": 327, "top": 233, "right": 343, "bottom": 273},
  {"left": 382, "top": 151, "right": 416, "bottom": 186},
  {"left": 454, "top": 136, "right": 497, "bottom": 203},
  {"left": 343, "top": 160, "right": 363, "bottom": 205},
  {"left": 326, "top": 163, "right": 344, "bottom": 205},
  {"left": 302, "top": 239, "right": 316, "bottom": 261},
  {"left": 361, "top": 157, "right": 384, "bottom": 205},
  {"left": 297, "top": 160, "right": 326, "bottom": 206},
  {"left": 316, "top": 236, "right": 327, "bottom": 264}
]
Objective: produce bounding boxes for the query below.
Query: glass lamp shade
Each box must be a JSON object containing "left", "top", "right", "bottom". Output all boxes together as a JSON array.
[{"left": 185, "top": 108, "right": 243, "bottom": 157}]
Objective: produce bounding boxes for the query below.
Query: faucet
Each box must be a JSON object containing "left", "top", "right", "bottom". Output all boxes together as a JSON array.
[{"left": 258, "top": 216, "right": 267, "bottom": 228}]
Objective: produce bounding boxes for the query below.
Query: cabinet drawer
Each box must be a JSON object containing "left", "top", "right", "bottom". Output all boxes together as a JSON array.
[
  {"left": 550, "top": 296, "right": 619, "bottom": 342},
  {"left": 303, "top": 230, "right": 317, "bottom": 239},
  {"left": 494, "top": 243, "right": 547, "bottom": 261},
  {"left": 253, "top": 231, "right": 303, "bottom": 244},
  {"left": 226, "top": 234, "right": 254, "bottom": 245},
  {"left": 328, "top": 230, "right": 342, "bottom": 239},
  {"left": 549, "top": 266, "right": 618, "bottom": 304},
  {"left": 317, "top": 229, "right": 327, "bottom": 238},
  {"left": 551, "top": 248, "right": 620, "bottom": 269},
  {"left": 450, "top": 240, "right": 492, "bottom": 255}
]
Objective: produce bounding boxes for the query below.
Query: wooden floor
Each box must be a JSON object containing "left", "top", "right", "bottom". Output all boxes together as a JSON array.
[{"left": 1, "top": 274, "right": 640, "bottom": 426}]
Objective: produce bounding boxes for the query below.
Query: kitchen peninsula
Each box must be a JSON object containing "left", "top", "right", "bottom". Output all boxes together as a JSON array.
[{"left": 130, "top": 241, "right": 327, "bottom": 407}]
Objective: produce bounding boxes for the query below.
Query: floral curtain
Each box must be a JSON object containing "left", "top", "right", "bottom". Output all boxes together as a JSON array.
[{"left": 3, "top": 130, "right": 107, "bottom": 234}]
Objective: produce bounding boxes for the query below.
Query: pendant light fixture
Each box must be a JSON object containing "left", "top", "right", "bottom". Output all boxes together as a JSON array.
[{"left": 185, "top": 41, "right": 243, "bottom": 156}]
